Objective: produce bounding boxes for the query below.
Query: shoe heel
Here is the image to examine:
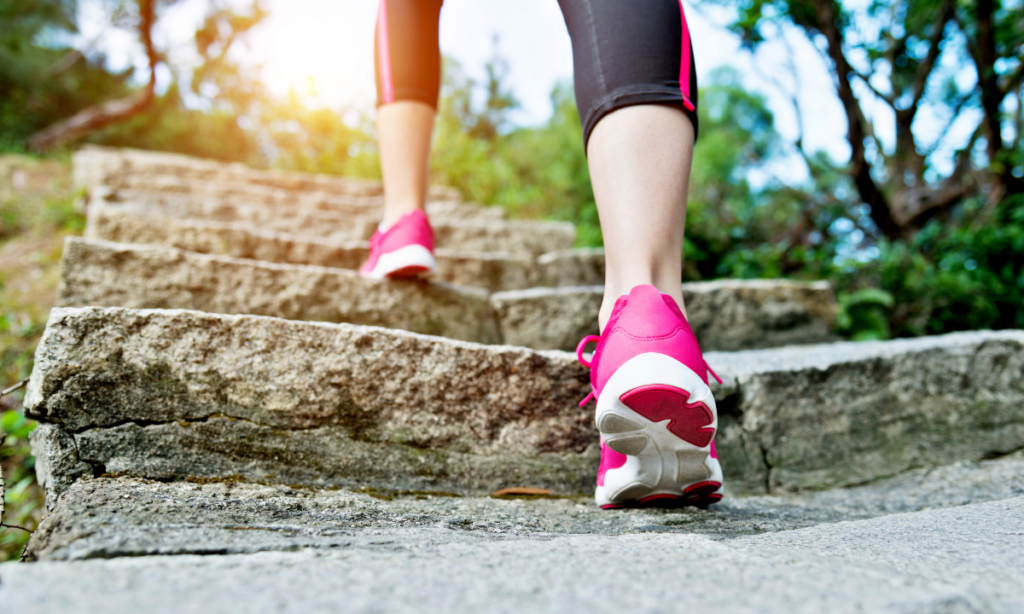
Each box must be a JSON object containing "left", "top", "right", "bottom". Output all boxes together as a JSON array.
[
  {"left": 618, "top": 384, "right": 715, "bottom": 448},
  {"left": 594, "top": 353, "right": 719, "bottom": 507},
  {"left": 683, "top": 481, "right": 723, "bottom": 508}
]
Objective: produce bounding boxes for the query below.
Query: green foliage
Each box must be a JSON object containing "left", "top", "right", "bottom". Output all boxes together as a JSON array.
[
  {"left": 257, "top": 91, "right": 381, "bottom": 178},
  {"left": 2, "top": 406, "right": 39, "bottom": 561},
  {"left": 94, "top": 83, "right": 262, "bottom": 163},
  {"left": 682, "top": 68, "right": 854, "bottom": 283},
  {"left": 0, "top": 154, "right": 78, "bottom": 561},
  {"left": 837, "top": 288, "right": 894, "bottom": 341},
  {"left": 855, "top": 196, "right": 1024, "bottom": 338},
  {"left": 429, "top": 58, "right": 598, "bottom": 243},
  {"left": 0, "top": 0, "right": 132, "bottom": 151}
]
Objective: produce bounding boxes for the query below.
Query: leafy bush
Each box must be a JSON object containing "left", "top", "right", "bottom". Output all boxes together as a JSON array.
[
  {"left": 0, "top": 154, "right": 79, "bottom": 561},
  {"left": 2, "top": 405, "right": 39, "bottom": 561},
  {"left": 837, "top": 288, "right": 894, "bottom": 341},
  {"left": 849, "top": 196, "right": 1024, "bottom": 338}
]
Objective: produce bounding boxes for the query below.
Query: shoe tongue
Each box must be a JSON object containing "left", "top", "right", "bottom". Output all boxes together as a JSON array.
[
  {"left": 621, "top": 284, "right": 681, "bottom": 337},
  {"left": 627, "top": 284, "right": 668, "bottom": 316},
  {"left": 629, "top": 284, "right": 662, "bottom": 302}
]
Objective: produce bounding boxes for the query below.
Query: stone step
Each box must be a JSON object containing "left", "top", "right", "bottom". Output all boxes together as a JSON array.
[
  {"left": 535, "top": 248, "right": 605, "bottom": 287},
  {"left": 26, "top": 306, "right": 1024, "bottom": 507},
  {"left": 60, "top": 238, "right": 838, "bottom": 351},
  {"left": 22, "top": 451, "right": 1024, "bottom": 561},
  {"left": 73, "top": 145, "right": 462, "bottom": 201},
  {"left": 89, "top": 200, "right": 576, "bottom": 258},
  {"left": 492, "top": 280, "right": 837, "bottom": 351},
  {"left": 58, "top": 238, "right": 499, "bottom": 344},
  {"left": 87, "top": 208, "right": 586, "bottom": 292},
  {"left": 91, "top": 182, "right": 501, "bottom": 221},
  {"left": 8, "top": 488, "right": 1023, "bottom": 613},
  {"left": 87, "top": 209, "right": 535, "bottom": 293}
]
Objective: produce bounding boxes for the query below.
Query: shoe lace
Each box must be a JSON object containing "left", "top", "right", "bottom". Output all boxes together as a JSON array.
[
  {"left": 575, "top": 335, "right": 601, "bottom": 407},
  {"left": 706, "top": 363, "right": 723, "bottom": 385}
]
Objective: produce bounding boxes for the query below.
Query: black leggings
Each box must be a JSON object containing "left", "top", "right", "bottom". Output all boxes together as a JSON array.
[{"left": 375, "top": 0, "right": 699, "bottom": 148}]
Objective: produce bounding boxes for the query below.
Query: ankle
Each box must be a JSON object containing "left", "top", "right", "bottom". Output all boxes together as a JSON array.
[
  {"left": 599, "top": 279, "right": 687, "bottom": 332},
  {"left": 381, "top": 202, "right": 425, "bottom": 229}
]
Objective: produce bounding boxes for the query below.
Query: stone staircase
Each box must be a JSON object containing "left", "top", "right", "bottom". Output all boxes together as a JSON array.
[{"left": 6, "top": 145, "right": 1023, "bottom": 613}]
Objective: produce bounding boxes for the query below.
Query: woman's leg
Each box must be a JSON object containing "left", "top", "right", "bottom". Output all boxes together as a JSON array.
[
  {"left": 374, "top": 0, "right": 444, "bottom": 228},
  {"left": 588, "top": 106, "right": 694, "bottom": 330},
  {"left": 362, "top": 0, "right": 443, "bottom": 278},
  {"left": 557, "top": 0, "right": 699, "bottom": 330},
  {"left": 561, "top": 0, "right": 722, "bottom": 510},
  {"left": 377, "top": 102, "right": 435, "bottom": 227}
]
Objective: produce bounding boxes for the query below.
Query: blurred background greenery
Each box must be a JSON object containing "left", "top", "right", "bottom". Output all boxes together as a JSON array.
[{"left": 1, "top": 0, "right": 1022, "bottom": 559}]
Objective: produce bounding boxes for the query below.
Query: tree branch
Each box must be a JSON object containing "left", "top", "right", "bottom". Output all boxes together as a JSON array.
[
  {"left": 904, "top": 184, "right": 971, "bottom": 228},
  {"left": 908, "top": 0, "right": 956, "bottom": 112},
  {"left": 851, "top": 68, "right": 896, "bottom": 108},
  {"left": 1014, "top": 87, "right": 1022, "bottom": 152},
  {"left": 0, "top": 523, "right": 33, "bottom": 534},
  {"left": 28, "top": 0, "right": 158, "bottom": 152},
  {"left": 0, "top": 378, "right": 29, "bottom": 397},
  {"left": 1001, "top": 61, "right": 1024, "bottom": 98},
  {"left": 807, "top": 0, "right": 899, "bottom": 238},
  {"left": 754, "top": 33, "right": 814, "bottom": 166},
  {"left": 971, "top": 0, "right": 1004, "bottom": 160},
  {"left": 922, "top": 92, "right": 977, "bottom": 159}
]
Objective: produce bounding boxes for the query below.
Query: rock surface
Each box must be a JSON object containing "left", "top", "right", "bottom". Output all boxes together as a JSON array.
[
  {"left": 430, "top": 218, "right": 576, "bottom": 258},
  {"left": 492, "top": 280, "right": 837, "bottom": 351},
  {"left": 88, "top": 208, "right": 536, "bottom": 292},
  {"left": 98, "top": 195, "right": 380, "bottom": 243},
  {"left": 62, "top": 237, "right": 837, "bottom": 352},
  {"left": 6, "top": 495, "right": 1022, "bottom": 613},
  {"left": 491, "top": 286, "right": 604, "bottom": 351},
  {"left": 90, "top": 198, "right": 574, "bottom": 257},
  {"left": 534, "top": 248, "right": 606, "bottom": 287},
  {"left": 97, "top": 183, "right": 498, "bottom": 220},
  {"left": 26, "top": 307, "right": 593, "bottom": 504},
  {"left": 683, "top": 279, "right": 837, "bottom": 351},
  {"left": 73, "top": 145, "right": 462, "bottom": 201},
  {"left": 58, "top": 238, "right": 500, "bottom": 343},
  {"left": 8, "top": 147, "right": 1020, "bottom": 613},
  {"left": 22, "top": 451, "right": 1024, "bottom": 561},
  {"left": 24, "top": 307, "right": 1024, "bottom": 503},
  {"left": 709, "top": 331, "right": 1024, "bottom": 492},
  {"left": 732, "top": 497, "right": 1024, "bottom": 613}
]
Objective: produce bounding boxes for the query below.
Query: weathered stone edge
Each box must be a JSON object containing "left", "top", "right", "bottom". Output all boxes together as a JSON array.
[
  {"left": 86, "top": 208, "right": 536, "bottom": 292},
  {"left": 25, "top": 307, "right": 1024, "bottom": 502},
  {"left": 58, "top": 237, "right": 501, "bottom": 345},
  {"left": 73, "top": 145, "right": 462, "bottom": 200}
]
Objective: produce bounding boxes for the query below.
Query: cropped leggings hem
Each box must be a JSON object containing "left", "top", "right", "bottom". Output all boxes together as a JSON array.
[{"left": 374, "top": 0, "right": 699, "bottom": 148}]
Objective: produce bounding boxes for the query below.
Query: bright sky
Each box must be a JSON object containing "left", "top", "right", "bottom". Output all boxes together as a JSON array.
[{"left": 78, "top": 0, "right": 899, "bottom": 182}]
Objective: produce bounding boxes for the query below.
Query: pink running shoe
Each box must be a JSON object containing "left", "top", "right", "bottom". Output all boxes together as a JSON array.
[
  {"left": 578, "top": 284, "right": 724, "bottom": 509},
  {"left": 359, "top": 210, "right": 438, "bottom": 279}
]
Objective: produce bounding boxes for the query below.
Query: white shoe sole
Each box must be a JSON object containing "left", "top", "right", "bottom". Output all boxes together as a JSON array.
[
  {"left": 594, "top": 353, "right": 721, "bottom": 508},
  {"left": 362, "top": 244, "right": 437, "bottom": 279}
]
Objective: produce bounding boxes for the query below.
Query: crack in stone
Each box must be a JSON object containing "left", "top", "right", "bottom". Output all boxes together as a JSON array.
[
  {"left": 66, "top": 412, "right": 329, "bottom": 436},
  {"left": 760, "top": 443, "right": 774, "bottom": 494}
]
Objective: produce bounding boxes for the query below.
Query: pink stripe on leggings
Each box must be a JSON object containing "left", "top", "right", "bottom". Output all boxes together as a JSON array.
[
  {"left": 377, "top": 0, "right": 395, "bottom": 104},
  {"left": 678, "top": 1, "right": 695, "bottom": 112}
]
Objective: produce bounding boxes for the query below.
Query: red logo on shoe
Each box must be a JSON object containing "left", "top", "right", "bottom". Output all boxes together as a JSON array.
[{"left": 619, "top": 384, "right": 715, "bottom": 447}]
